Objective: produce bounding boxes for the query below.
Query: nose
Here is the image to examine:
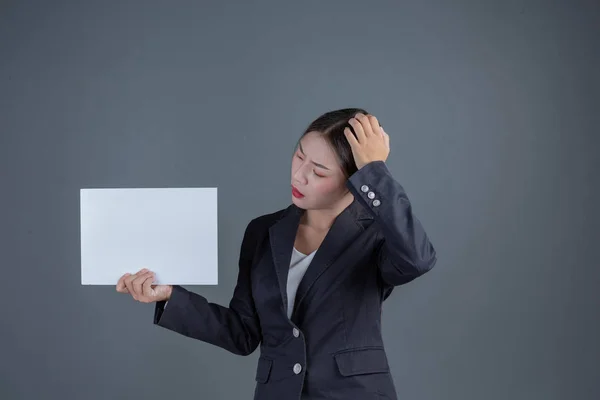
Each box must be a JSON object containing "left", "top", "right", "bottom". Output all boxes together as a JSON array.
[{"left": 292, "top": 163, "right": 308, "bottom": 185}]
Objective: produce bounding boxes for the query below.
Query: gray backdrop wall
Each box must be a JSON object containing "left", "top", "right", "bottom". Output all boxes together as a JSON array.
[{"left": 1, "top": 1, "right": 598, "bottom": 399}]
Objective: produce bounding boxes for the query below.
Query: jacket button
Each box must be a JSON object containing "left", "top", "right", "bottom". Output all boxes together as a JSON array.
[
  {"left": 373, "top": 199, "right": 381, "bottom": 207},
  {"left": 361, "top": 185, "right": 369, "bottom": 192},
  {"left": 293, "top": 363, "right": 302, "bottom": 374},
  {"left": 367, "top": 191, "right": 375, "bottom": 199},
  {"left": 293, "top": 328, "right": 300, "bottom": 337}
]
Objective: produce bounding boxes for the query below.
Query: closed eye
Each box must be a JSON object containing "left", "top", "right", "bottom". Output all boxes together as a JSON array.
[{"left": 295, "top": 150, "right": 326, "bottom": 177}]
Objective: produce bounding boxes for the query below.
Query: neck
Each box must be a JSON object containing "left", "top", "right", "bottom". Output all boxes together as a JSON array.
[{"left": 301, "top": 192, "right": 354, "bottom": 231}]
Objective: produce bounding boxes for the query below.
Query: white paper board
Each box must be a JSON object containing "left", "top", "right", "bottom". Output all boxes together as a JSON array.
[{"left": 80, "top": 187, "right": 218, "bottom": 285}]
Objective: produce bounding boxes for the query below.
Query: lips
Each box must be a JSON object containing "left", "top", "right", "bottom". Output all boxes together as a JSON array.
[{"left": 291, "top": 185, "right": 305, "bottom": 198}]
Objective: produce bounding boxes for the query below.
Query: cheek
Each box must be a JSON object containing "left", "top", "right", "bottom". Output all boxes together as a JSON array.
[{"left": 313, "top": 180, "right": 341, "bottom": 196}]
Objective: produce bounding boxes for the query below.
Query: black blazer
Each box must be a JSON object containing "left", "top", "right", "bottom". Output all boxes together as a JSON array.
[{"left": 153, "top": 161, "right": 437, "bottom": 400}]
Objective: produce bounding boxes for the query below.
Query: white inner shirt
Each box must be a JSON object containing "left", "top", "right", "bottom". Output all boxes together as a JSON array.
[{"left": 286, "top": 247, "right": 316, "bottom": 318}]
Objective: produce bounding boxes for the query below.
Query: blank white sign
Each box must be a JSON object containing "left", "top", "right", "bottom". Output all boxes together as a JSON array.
[{"left": 80, "top": 187, "right": 218, "bottom": 285}]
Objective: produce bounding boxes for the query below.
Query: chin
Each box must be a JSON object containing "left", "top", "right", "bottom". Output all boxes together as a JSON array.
[{"left": 292, "top": 196, "right": 310, "bottom": 209}]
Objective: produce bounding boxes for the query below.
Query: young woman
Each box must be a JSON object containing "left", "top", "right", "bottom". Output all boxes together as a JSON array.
[{"left": 117, "top": 108, "right": 437, "bottom": 400}]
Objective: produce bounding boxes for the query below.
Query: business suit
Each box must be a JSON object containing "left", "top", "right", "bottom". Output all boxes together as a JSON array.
[{"left": 153, "top": 160, "right": 437, "bottom": 400}]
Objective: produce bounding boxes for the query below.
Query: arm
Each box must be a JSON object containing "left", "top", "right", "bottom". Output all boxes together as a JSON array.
[
  {"left": 347, "top": 160, "right": 437, "bottom": 286},
  {"left": 153, "top": 219, "right": 262, "bottom": 356}
]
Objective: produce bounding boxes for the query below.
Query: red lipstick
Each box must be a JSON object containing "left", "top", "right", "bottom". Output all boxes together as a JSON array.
[{"left": 292, "top": 186, "right": 305, "bottom": 199}]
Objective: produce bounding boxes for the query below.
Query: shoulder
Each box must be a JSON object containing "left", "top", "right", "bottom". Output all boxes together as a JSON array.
[
  {"left": 243, "top": 204, "right": 293, "bottom": 236},
  {"left": 237, "top": 206, "right": 290, "bottom": 256}
]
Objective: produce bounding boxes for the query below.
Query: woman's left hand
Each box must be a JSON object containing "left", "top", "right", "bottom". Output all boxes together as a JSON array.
[{"left": 344, "top": 113, "right": 390, "bottom": 170}]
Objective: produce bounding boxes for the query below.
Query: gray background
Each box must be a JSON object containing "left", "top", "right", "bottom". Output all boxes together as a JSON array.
[{"left": 1, "top": 1, "right": 598, "bottom": 399}]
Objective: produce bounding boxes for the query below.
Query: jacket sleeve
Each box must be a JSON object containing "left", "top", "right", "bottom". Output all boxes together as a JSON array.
[
  {"left": 347, "top": 161, "right": 437, "bottom": 286},
  {"left": 152, "top": 219, "right": 262, "bottom": 356}
]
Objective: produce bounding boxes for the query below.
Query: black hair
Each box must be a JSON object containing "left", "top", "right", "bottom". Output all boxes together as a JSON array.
[{"left": 296, "top": 107, "right": 370, "bottom": 179}]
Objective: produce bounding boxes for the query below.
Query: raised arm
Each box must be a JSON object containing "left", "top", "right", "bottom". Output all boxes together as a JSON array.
[
  {"left": 347, "top": 160, "right": 437, "bottom": 286},
  {"left": 344, "top": 113, "right": 437, "bottom": 287}
]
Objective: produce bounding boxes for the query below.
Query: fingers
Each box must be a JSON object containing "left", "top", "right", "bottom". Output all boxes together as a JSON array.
[
  {"left": 345, "top": 113, "right": 387, "bottom": 147},
  {"left": 356, "top": 113, "right": 378, "bottom": 136},
  {"left": 132, "top": 272, "right": 145, "bottom": 298},
  {"left": 344, "top": 127, "right": 359, "bottom": 148},
  {"left": 123, "top": 272, "right": 138, "bottom": 300},
  {"left": 117, "top": 268, "right": 158, "bottom": 303},
  {"left": 382, "top": 128, "right": 390, "bottom": 149},
  {"left": 349, "top": 113, "right": 383, "bottom": 142},
  {"left": 142, "top": 272, "right": 156, "bottom": 298},
  {"left": 368, "top": 115, "right": 380, "bottom": 136},
  {"left": 132, "top": 271, "right": 154, "bottom": 301},
  {"left": 344, "top": 112, "right": 389, "bottom": 167},
  {"left": 123, "top": 268, "right": 148, "bottom": 301},
  {"left": 116, "top": 273, "right": 130, "bottom": 293},
  {"left": 362, "top": 114, "right": 378, "bottom": 136},
  {"left": 348, "top": 117, "right": 366, "bottom": 143}
]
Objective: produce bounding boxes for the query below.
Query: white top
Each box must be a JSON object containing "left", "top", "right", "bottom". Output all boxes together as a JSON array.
[{"left": 286, "top": 247, "right": 316, "bottom": 318}]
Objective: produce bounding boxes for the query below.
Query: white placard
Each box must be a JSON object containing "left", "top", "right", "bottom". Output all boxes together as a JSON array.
[{"left": 80, "top": 187, "right": 218, "bottom": 285}]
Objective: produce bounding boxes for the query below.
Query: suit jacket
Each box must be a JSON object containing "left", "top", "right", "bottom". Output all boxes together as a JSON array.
[{"left": 153, "top": 161, "right": 437, "bottom": 400}]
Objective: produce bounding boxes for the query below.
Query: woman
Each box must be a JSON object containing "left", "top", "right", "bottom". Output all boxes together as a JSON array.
[{"left": 117, "top": 108, "right": 437, "bottom": 400}]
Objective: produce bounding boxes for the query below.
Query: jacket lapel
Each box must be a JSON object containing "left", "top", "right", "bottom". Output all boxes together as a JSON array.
[
  {"left": 269, "top": 204, "right": 303, "bottom": 315},
  {"left": 291, "top": 199, "right": 368, "bottom": 319},
  {"left": 268, "top": 198, "right": 373, "bottom": 319}
]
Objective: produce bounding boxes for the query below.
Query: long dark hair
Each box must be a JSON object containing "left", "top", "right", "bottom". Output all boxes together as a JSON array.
[{"left": 296, "top": 108, "right": 369, "bottom": 179}]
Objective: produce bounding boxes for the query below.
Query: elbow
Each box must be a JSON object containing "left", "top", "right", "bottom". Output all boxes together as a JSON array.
[
  {"left": 410, "top": 235, "right": 437, "bottom": 274},
  {"left": 233, "top": 348, "right": 255, "bottom": 357},
  {"left": 236, "top": 339, "right": 260, "bottom": 356},
  {"left": 416, "top": 246, "right": 437, "bottom": 275},
  {"left": 380, "top": 245, "right": 437, "bottom": 286},
  {"left": 229, "top": 328, "right": 262, "bottom": 356},
  {"left": 402, "top": 251, "right": 437, "bottom": 280}
]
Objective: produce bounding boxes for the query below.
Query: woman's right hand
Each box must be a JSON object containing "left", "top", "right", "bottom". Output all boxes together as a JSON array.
[{"left": 116, "top": 268, "right": 172, "bottom": 303}]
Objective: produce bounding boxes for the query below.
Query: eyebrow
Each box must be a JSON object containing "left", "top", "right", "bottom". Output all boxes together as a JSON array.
[{"left": 298, "top": 141, "right": 331, "bottom": 170}]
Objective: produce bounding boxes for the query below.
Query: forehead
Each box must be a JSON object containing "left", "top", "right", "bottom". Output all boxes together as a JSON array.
[
  {"left": 296, "top": 131, "right": 342, "bottom": 171},
  {"left": 298, "top": 131, "right": 333, "bottom": 156}
]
